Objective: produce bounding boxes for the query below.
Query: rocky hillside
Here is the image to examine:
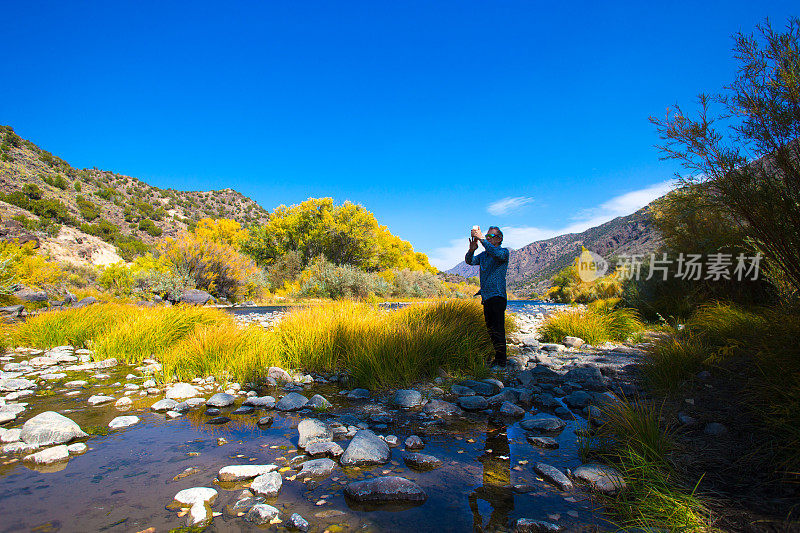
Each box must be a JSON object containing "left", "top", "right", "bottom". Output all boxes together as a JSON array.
[
  {"left": 447, "top": 206, "right": 662, "bottom": 296},
  {"left": 0, "top": 125, "right": 269, "bottom": 263}
]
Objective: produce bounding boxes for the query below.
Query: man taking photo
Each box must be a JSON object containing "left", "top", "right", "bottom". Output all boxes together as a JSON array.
[{"left": 466, "top": 225, "right": 509, "bottom": 368}]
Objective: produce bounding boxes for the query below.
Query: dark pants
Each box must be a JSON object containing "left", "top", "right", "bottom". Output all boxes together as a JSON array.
[{"left": 482, "top": 296, "right": 507, "bottom": 364}]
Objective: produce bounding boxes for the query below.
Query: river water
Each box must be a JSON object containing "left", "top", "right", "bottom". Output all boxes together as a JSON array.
[{"left": 0, "top": 301, "right": 609, "bottom": 533}]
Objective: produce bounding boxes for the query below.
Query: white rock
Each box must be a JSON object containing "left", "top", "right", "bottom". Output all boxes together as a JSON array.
[
  {"left": 166, "top": 383, "right": 200, "bottom": 399},
  {"left": 20, "top": 411, "right": 87, "bottom": 446},
  {"left": 173, "top": 487, "right": 218, "bottom": 506},
  {"left": 186, "top": 500, "right": 211, "bottom": 527},
  {"left": 24, "top": 444, "right": 70, "bottom": 464},
  {"left": 109, "top": 416, "right": 140, "bottom": 429},
  {"left": 67, "top": 442, "right": 88, "bottom": 455},
  {"left": 115, "top": 397, "right": 133, "bottom": 409},
  {"left": 218, "top": 464, "right": 278, "bottom": 482},
  {"left": 87, "top": 395, "right": 115, "bottom": 406}
]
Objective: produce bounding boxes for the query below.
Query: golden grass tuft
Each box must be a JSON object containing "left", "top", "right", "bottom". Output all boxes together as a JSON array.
[{"left": 539, "top": 299, "right": 644, "bottom": 345}]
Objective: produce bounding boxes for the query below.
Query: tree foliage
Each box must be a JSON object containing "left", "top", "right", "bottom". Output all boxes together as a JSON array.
[
  {"left": 159, "top": 232, "right": 264, "bottom": 301},
  {"left": 242, "top": 198, "right": 435, "bottom": 273},
  {"left": 650, "top": 17, "right": 800, "bottom": 299},
  {"left": 193, "top": 218, "right": 248, "bottom": 249}
]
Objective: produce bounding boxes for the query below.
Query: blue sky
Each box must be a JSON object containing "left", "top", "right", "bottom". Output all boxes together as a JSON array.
[{"left": 3, "top": 1, "right": 797, "bottom": 269}]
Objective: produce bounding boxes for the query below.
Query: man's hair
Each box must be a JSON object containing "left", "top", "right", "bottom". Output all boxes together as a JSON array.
[{"left": 488, "top": 226, "right": 503, "bottom": 243}]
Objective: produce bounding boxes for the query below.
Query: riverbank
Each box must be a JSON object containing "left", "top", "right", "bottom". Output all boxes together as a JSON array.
[{"left": 0, "top": 303, "right": 646, "bottom": 532}]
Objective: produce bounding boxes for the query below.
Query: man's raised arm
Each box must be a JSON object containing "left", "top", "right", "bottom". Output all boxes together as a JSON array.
[{"left": 481, "top": 239, "right": 509, "bottom": 262}]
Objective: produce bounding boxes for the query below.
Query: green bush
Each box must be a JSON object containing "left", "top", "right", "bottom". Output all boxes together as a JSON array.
[
  {"left": 76, "top": 195, "right": 100, "bottom": 221},
  {"left": 97, "top": 262, "right": 135, "bottom": 295},
  {"left": 80, "top": 220, "right": 120, "bottom": 241},
  {"left": 42, "top": 174, "right": 68, "bottom": 190},
  {"left": 298, "top": 260, "right": 391, "bottom": 299},
  {"left": 392, "top": 269, "right": 444, "bottom": 297},
  {"left": 22, "top": 184, "right": 43, "bottom": 200},
  {"left": 138, "top": 218, "right": 163, "bottom": 237},
  {"left": 114, "top": 235, "right": 149, "bottom": 261},
  {"left": 73, "top": 182, "right": 82, "bottom": 192},
  {"left": 95, "top": 187, "right": 116, "bottom": 201}
]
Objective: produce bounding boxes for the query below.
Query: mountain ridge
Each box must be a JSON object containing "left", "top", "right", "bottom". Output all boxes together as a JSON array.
[{"left": 446, "top": 206, "right": 663, "bottom": 295}]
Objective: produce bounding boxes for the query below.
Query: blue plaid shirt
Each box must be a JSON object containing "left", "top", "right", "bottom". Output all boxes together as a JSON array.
[{"left": 465, "top": 240, "right": 509, "bottom": 301}]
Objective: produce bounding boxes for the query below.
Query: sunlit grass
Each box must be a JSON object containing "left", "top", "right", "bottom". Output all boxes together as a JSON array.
[
  {"left": 272, "top": 299, "right": 497, "bottom": 388},
  {"left": 8, "top": 299, "right": 504, "bottom": 388},
  {"left": 539, "top": 299, "right": 644, "bottom": 344}
]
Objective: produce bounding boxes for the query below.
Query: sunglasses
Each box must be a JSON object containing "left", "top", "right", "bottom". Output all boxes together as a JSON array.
[{"left": 486, "top": 233, "right": 500, "bottom": 239}]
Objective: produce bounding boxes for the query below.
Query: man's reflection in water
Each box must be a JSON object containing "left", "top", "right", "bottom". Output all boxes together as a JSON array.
[{"left": 468, "top": 417, "right": 514, "bottom": 532}]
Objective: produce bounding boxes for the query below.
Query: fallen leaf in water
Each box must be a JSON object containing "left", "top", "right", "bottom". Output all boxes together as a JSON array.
[
  {"left": 186, "top": 452, "right": 200, "bottom": 457},
  {"left": 177, "top": 509, "right": 189, "bottom": 517},
  {"left": 135, "top": 528, "right": 156, "bottom": 533}
]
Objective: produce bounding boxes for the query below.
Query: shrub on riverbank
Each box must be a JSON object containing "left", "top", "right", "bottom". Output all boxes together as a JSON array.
[{"left": 539, "top": 299, "right": 643, "bottom": 344}]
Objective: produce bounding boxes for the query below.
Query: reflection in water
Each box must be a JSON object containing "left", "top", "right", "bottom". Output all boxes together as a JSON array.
[{"left": 468, "top": 417, "right": 514, "bottom": 532}]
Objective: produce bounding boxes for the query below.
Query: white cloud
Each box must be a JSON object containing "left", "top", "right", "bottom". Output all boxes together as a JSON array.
[
  {"left": 430, "top": 180, "right": 676, "bottom": 270},
  {"left": 487, "top": 196, "right": 534, "bottom": 216}
]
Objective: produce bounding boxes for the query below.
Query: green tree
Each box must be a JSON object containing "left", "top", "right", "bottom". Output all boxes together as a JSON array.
[{"left": 650, "top": 17, "right": 800, "bottom": 299}]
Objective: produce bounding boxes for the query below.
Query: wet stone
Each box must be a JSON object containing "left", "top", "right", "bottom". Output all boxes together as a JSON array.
[
  {"left": 205, "top": 407, "right": 221, "bottom": 416},
  {"left": 520, "top": 417, "right": 567, "bottom": 433},
  {"left": 308, "top": 394, "right": 331, "bottom": 409},
  {"left": 403, "top": 452, "right": 443, "bottom": 470},
  {"left": 500, "top": 401, "right": 525, "bottom": 417},
  {"left": 20, "top": 411, "right": 87, "bottom": 446},
  {"left": 250, "top": 471, "right": 282, "bottom": 497},
  {"left": 151, "top": 399, "right": 178, "bottom": 412},
  {"left": 289, "top": 512, "right": 309, "bottom": 532},
  {"left": 451, "top": 384, "right": 476, "bottom": 396},
  {"left": 527, "top": 436, "right": 559, "bottom": 449},
  {"left": 276, "top": 392, "right": 309, "bottom": 411},
  {"left": 243, "top": 395, "right": 276, "bottom": 408},
  {"left": 458, "top": 395, "right": 488, "bottom": 411},
  {"left": 404, "top": 435, "right": 424, "bottom": 450},
  {"left": 206, "top": 416, "right": 231, "bottom": 425},
  {"left": 340, "top": 429, "right": 390, "bottom": 466},
  {"left": 218, "top": 464, "right": 278, "bottom": 482},
  {"left": 297, "top": 458, "right": 337, "bottom": 478},
  {"left": 392, "top": 389, "right": 423, "bottom": 408},
  {"left": 24, "top": 444, "right": 69, "bottom": 464},
  {"left": 533, "top": 462, "right": 573, "bottom": 491},
  {"left": 344, "top": 476, "right": 427, "bottom": 503},
  {"left": 232, "top": 405, "right": 254, "bottom": 415},
  {"left": 572, "top": 463, "right": 627, "bottom": 495},
  {"left": 298, "top": 418, "right": 333, "bottom": 449},
  {"left": 257, "top": 416, "right": 274, "bottom": 427},
  {"left": 109, "top": 416, "right": 140, "bottom": 429},
  {"left": 245, "top": 503, "right": 280, "bottom": 524},
  {"left": 206, "top": 392, "right": 236, "bottom": 407},
  {"left": 0, "top": 378, "right": 36, "bottom": 392},
  {"left": 515, "top": 518, "right": 563, "bottom": 532},
  {"left": 87, "top": 394, "right": 115, "bottom": 406},
  {"left": 347, "top": 388, "right": 370, "bottom": 400},
  {"left": 173, "top": 487, "right": 218, "bottom": 506},
  {"left": 304, "top": 441, "right": 344, "bottom": 458}
]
